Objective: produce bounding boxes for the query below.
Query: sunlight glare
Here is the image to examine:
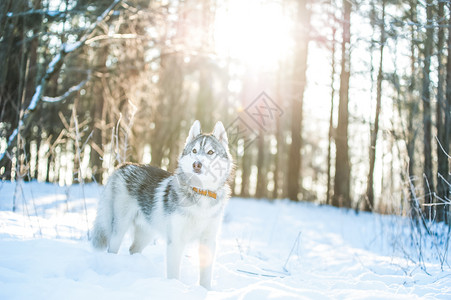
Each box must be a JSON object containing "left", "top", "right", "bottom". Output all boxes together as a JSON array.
[{"left": 214, "top": 0, "right": 293, "bottom": 69}]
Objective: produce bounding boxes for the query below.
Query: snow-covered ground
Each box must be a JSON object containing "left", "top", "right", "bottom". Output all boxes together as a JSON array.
[{"left": 0, "top": 181, "right": 450, "bottom": 299}]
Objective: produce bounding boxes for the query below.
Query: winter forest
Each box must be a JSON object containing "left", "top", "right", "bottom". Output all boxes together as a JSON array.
[
  {"left": 1, "top": 0, "right": 451, "bottom": 298},
  {"left": 2, "top": 0, "right": 451, "bottom": 221}
]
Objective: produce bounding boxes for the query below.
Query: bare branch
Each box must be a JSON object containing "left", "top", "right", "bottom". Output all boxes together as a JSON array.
[
  {"left": 6, "top": 10, "right": 66, "bottom": 18},
  {"left": 85, "top": 34, "right": 140, "bottom": 45},
  {"left": 42, "top": 74, "right": 91, "bottom": 103},
  {"left": 435, "top": 135, "right": 451, "bottom": 160}
]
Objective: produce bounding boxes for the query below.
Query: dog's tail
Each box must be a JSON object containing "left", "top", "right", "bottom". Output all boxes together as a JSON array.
[{"left": 91, "top": 178, "right": 115, "bottom": 251}]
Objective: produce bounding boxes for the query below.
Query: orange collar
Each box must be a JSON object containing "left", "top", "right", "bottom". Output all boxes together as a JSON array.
[{"left": 192, "top": 187, "right": 217, "bottom": 199}]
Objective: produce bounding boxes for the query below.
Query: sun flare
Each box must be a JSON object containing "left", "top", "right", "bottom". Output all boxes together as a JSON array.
[{"left": 214, "top": 0, "right": 293, "bottom": 69}]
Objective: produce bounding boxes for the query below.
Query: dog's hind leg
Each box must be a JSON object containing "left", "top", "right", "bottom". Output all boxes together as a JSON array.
[
  {"left": 129, "top": 221, "right": 152, "bottom": 254},
  {"left": 108, "top": 223, "right": 128, "bottom": 254},
  {"left": 107, "top": 203, "right": 134, "bottom": 254}
]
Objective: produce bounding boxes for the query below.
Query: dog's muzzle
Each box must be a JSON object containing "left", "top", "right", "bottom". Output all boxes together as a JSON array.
[{"left": 193, "top": 161, "right": 202, "bottom": 174}]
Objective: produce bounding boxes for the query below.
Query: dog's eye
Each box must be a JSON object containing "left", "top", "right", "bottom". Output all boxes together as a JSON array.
[
  {"left": 207, "top": 150, "right": 214, "bottom": 155},
  {"left": 192, "top": 149, "right": 197, "bottom": 154}
]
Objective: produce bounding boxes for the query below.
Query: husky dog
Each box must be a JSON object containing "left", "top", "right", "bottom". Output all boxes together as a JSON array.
[{"left": 91, "top": 120, "right": 232, "bottom": 289}]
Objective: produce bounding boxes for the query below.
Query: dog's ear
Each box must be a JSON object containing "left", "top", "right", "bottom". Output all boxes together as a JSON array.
[
  {"left": 212, "top": 121, "right": 228, "bottom": 148},
  {"left": 186, "top": 120, "right": 201, "bottom": 145}
]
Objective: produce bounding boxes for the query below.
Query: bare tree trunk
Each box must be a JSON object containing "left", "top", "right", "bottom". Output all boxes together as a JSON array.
[
  {"left": 195, "top": 67, "right": 213, "bottom": 130},
  {"left": 405, "top": 0, "right": 420, "bottom": 221},
  {"left": 44, "top": 74, "right": 59, "bottom": 183},
  {"left": 326, "top": 25, "right": 337, "bottom": 206},
  {"left": 25, "top": 0, "right": 41, "bottom": 103},
  {"left": 23, "top": 0, "right": 42, "bottom": 182},
  {"left": 436, "top": 0, "right": 448, "bottom": 216},
  {"left": 90, "top": 46, "right": 108, "bottom": 183},
  {"left": 0, "top": 0, "right": 27, "bottom": 180},
  {"left": 273, "top": 111, "right": 282, "bottom": 199},
  {"left": 443, "top": 3, "right": 451, "bottom": 224},
  {"left": 364, "top": 0, "right": 385, "bottom": 212},
  {"left": 332, "top": 0, "right": 352, "bottom": 208},
  {"left": 151, "top": 54, "right": 184, "bottom": 168},
  {"left": 287, "top": 0, "right": 310, "bottom": 201},
  {"left": 255, "top": 130, "right": 266, "bottom": 198},
  {"left": 421, "top": 0, "right": 435, "bottom": 220},
  {"left": 46, "top": 152, "right": 53, "bottom": 182},
  {"left": 240, "top": 147, "right": 251, "bottom": 198},
  {"left": 274, "top": 60, "right": 287, "bottom": 199},
  {"left": 195, "top": 0, "right": 215, "bottom": 131},
  {"left": 90, "top": 94, "right": 104, "bottom": 183},
  {"left": 435, "top": 0, "right": 448, "bottom": 223}
]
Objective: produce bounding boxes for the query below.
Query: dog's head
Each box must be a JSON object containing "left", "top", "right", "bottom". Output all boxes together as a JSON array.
[{"left": 178, "top": 120, "right": 232, "bottom": 191}]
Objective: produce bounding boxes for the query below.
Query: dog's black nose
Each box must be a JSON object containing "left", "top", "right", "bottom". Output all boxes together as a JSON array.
[{"left": 193, "top": 161, "right": 202, "bottom": 173}]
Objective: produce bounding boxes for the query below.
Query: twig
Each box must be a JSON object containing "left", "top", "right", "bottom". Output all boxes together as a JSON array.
[
  {"left": 236, "top": 269, "right": 281, "bottom": 278},
  {"left": 42, "top": 73, "right": 91, "bottom": 103},
  {"left": 236, "top": 238, "right": 244, "bottom": 260},
  {"left": 72, "top": 104, "right": 90, "bottom": 239},
  {"left": 435, "top": 136, "right": 451, "bottom": 159},
  {"left": 283, "top": 231, "right": 301, "bottom": 272}
]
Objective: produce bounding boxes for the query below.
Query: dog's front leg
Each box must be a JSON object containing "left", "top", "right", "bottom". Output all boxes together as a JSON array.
[
  {"left": 166, "top": 239, "right": 185, "bottom": 280},
  {"left": 199, "top": 233, "right": 217, "bottom": 289}
]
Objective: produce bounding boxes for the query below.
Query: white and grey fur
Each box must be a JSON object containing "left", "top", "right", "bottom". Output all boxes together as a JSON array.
[{"left": 91, "top": 120, "right": 232, "bottom": 289}]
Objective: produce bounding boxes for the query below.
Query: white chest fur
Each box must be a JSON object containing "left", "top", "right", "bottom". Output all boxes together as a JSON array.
[{"left": 170, "top": 196, "right": 225, "bottom": 243}]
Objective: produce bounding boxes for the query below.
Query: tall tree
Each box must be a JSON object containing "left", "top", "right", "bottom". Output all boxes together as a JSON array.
[
  {"left": 0, "top": 0, "right": 33, "bottom": 180},
  {"left": 442, "top": 2, "right": 451, "bottom": 224},
  {"left": 240, "top": 144, "right": 251, "bottom": 197},
  {"left": 89, "top": 45, "right": 109, "bottom": 183},
  {"left": 194, "top": 0, "right": 215, "bottom": 130},
  {"left": 150, "top": 53, "right": 184, "bottom": 168},
  {"left": 404, "top": 0, "right": 421, "bottom": 221},
  {"left": 326, "top": 20, "right": 337, "bottom": 205},
  {"left": 435, "top": 0, "right": 448, "bottom": 223},
  {"left": 364, "top": 0, "right": 385, "bottom": 212},
  {"left": 255, "top": 130, "right": 266, "bottom": 198},
  {"left": 421, "top": 0, "right": 435, "bottom": 220},
  {"left": 332, "top": 0, "right": 352, "bottom": 208},
  {"left": 287, "top": 0, "right": 310, "bottom": 201},
  {"left": 272, "top": 81, "right": 283, "bottom": 199}
]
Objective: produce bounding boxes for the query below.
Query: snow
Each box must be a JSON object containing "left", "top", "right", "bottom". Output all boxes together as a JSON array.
[
  {"left": 63, "top": 42, "right": 82, "bottom": 53},
  {"left": 46, "top": 53, "right": 62, "bottom": 75},
  {"left": 46, "top": 11, "right": 62, "bottom": 17},
  {"left": 1, "top": 181, "right": 450, "bottom": 299},
  {"left": 28, "top": 85, "right": 42, "bottom": 111},
  {"left": 42, "top": 77, "right": 89, "bottom": 103}
]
